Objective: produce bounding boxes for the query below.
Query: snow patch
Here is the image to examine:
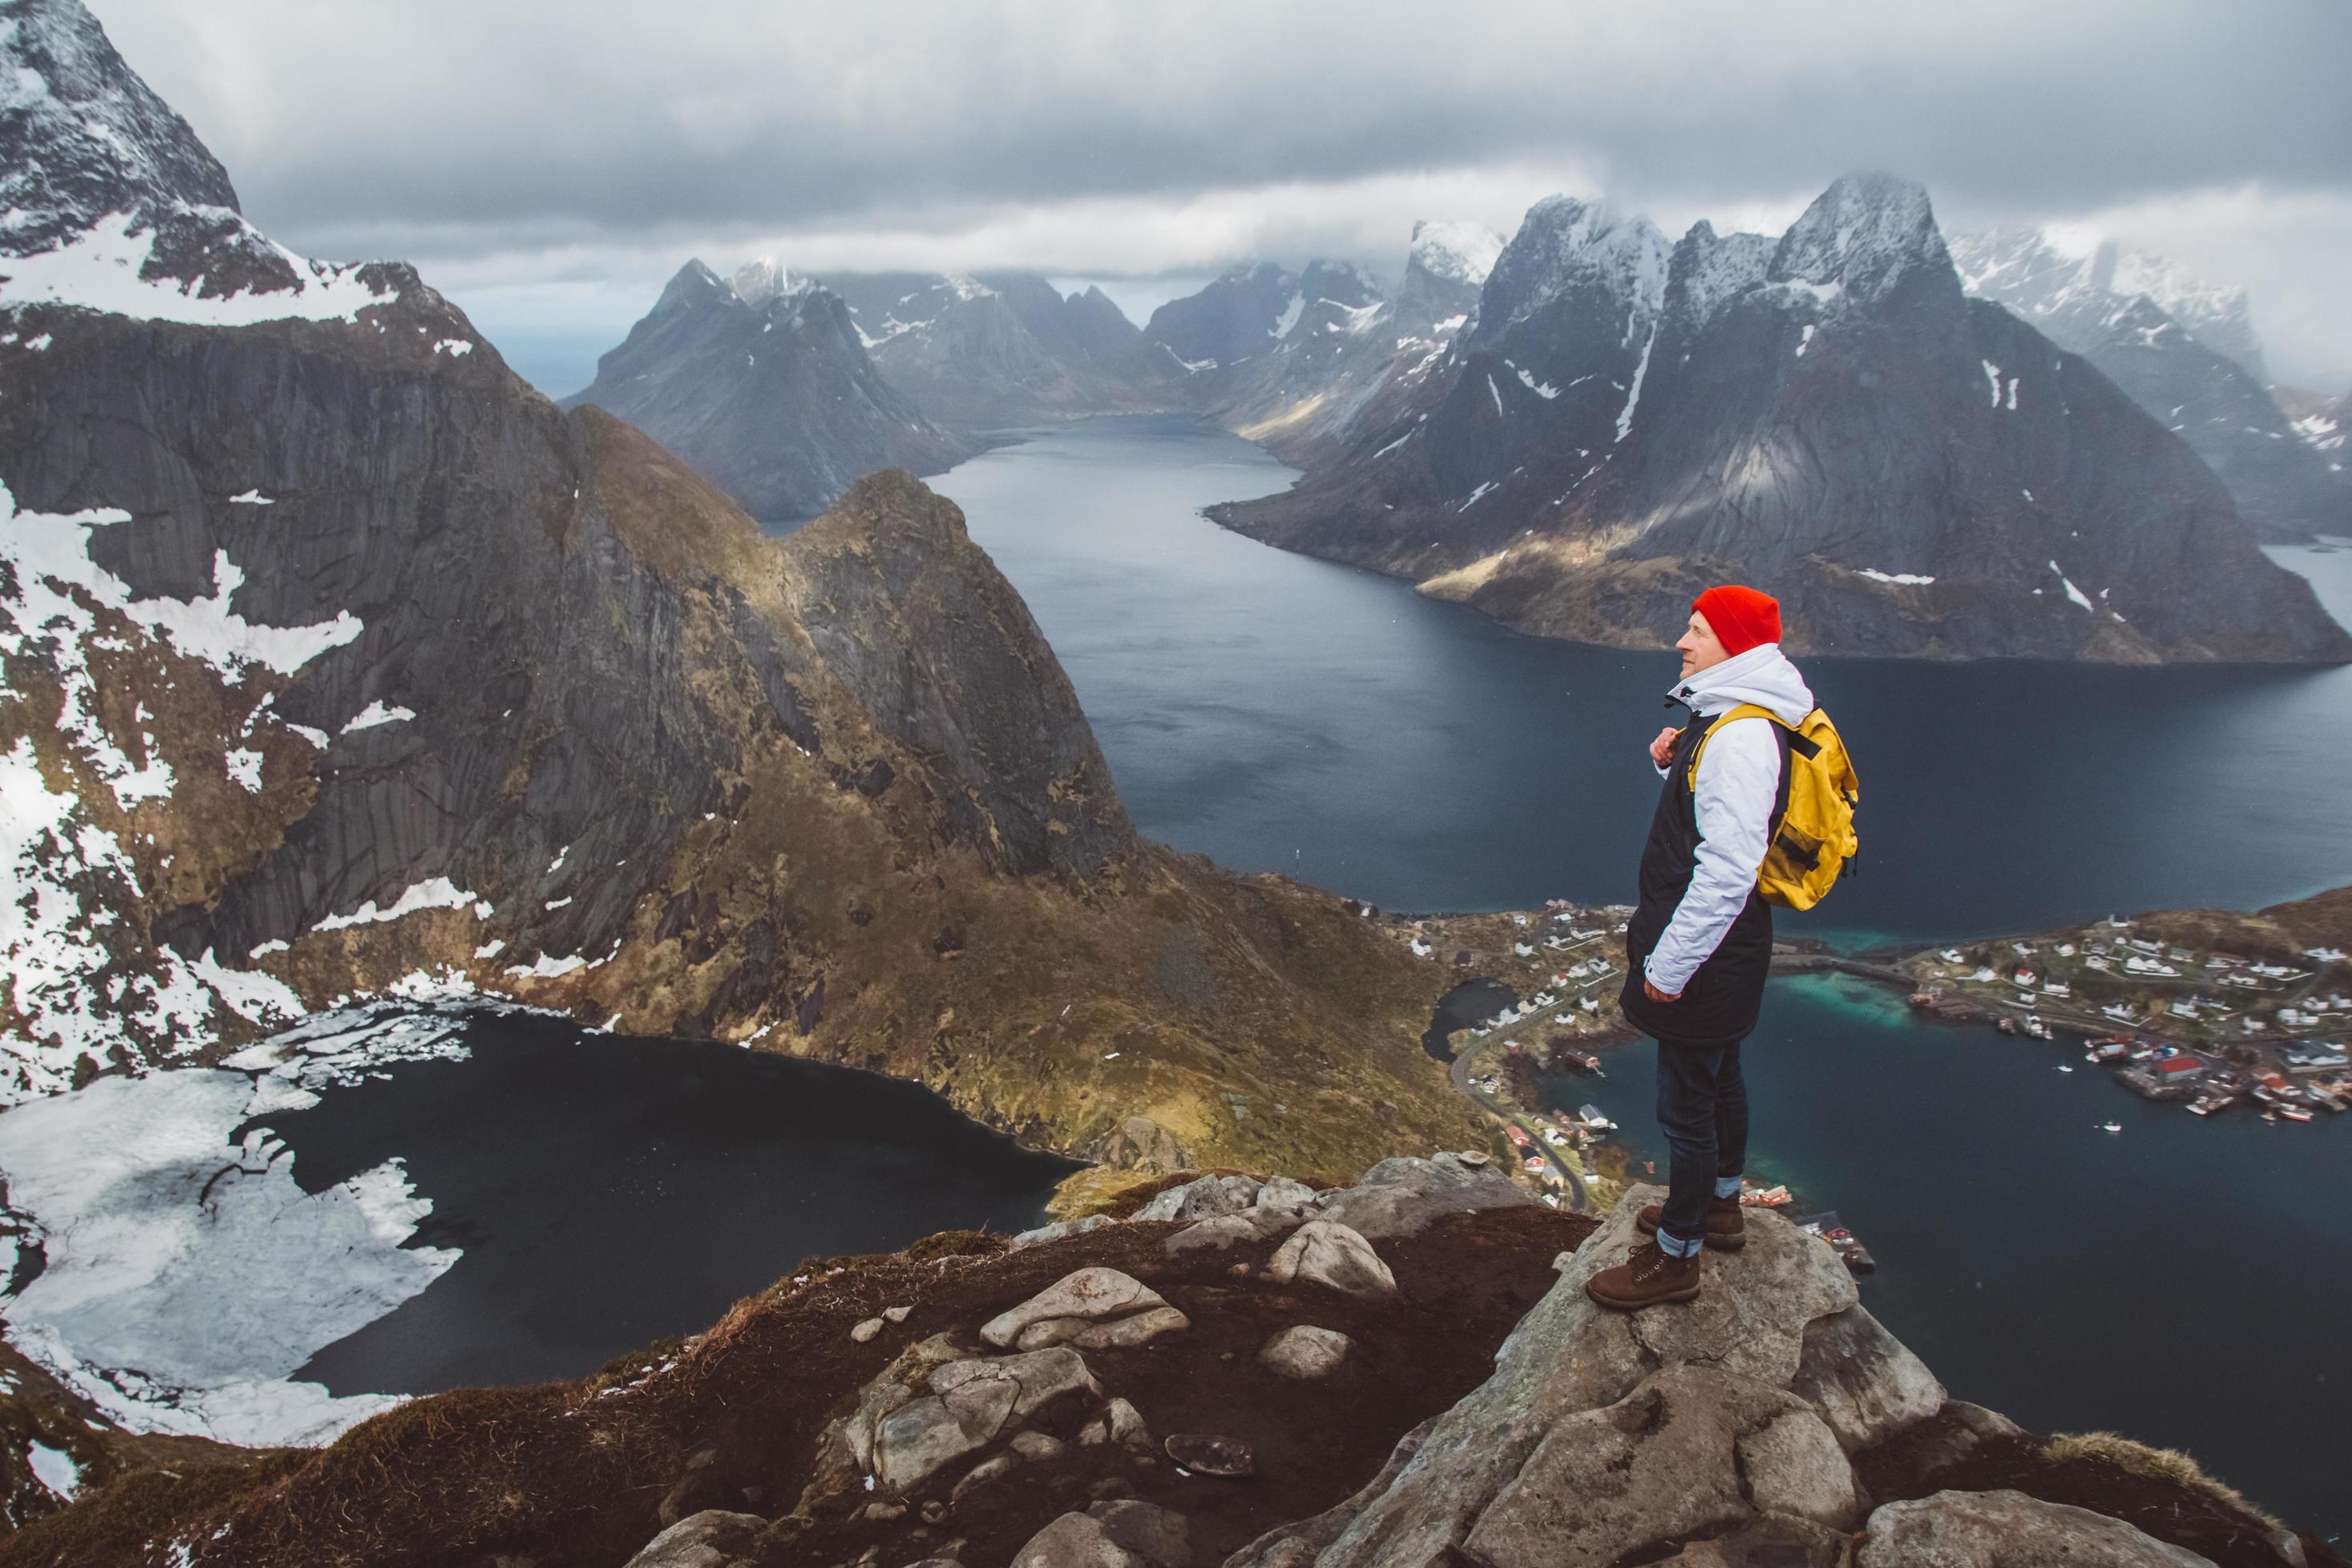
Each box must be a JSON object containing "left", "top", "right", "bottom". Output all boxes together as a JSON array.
[
  {"left": 1513, "top": 365, "right": 1560, "bottom": 398},
  {"left": 310, "top": 877, "right": 491, "bottom": 934},
  {"left": 1460, "top": 481, "right": 1498, "bottom": 510},
  {"left": 222, "top": 748, "right": 263, "bottom": 793},
  {"left": 2050, "top": 562, "right": 2095, "bottom": 611},
  {"left": 340, "top": 699, "right": 414, "bottom": 734},
  {"left": 430, "top": 338, "right": 472, "bottom": 356},
  {"left": 1856, "top": 569, "right": 1935, "bottom": 586},
  {"left": 0, "top": 212, "right": 394, "bottom": 326},
  {"left": 24, "top": 1439, "right": 78, "bottom": 1499},
  {"left": 1615, "top": 325, "right": 1657, "bottom": 442},
  {"left": 226, "top": 490, "right": 272, "bottom": 505}
]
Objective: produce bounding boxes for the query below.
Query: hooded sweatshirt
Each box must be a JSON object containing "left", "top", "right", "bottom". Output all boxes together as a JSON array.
[{"left": 1639, "top": 642, "right": 1816, "bottom": 1001}]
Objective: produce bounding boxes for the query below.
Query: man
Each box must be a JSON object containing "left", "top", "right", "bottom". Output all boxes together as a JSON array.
[{"left": 1586, "top": 585, "right": 1814, "bottom": 1310}]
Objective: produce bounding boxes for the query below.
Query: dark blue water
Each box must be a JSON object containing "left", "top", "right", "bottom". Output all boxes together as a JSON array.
[
  {"left": 933, "top": 417, "right": 2352, "bottom": 944},
  {"left": 1542, "top": 976, "right": 2351, "bottom": 1536},
  {"left": 932, "top": 420, "right": 2352, "bottom": 1536},
  {"left": 270, "top": 1018, "right": 1077, "bottom": 1397}
]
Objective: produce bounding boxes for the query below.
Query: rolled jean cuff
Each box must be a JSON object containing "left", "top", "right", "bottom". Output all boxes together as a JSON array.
[
  {"left": 1656, "top": 1229, "right": 1705, "bottom": 1259},
  {"left": 1714, "top": 1175, "right": 1743, "bottom": 1200}
]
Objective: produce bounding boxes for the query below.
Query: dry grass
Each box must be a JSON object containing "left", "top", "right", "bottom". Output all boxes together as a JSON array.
[{"left": 2042, "top": 1432, "right": 2281, "bottom": 1529}]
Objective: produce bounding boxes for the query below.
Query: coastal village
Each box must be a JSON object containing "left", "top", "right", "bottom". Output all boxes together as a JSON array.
[
  {"left": 1370, "top": 890, "right": 2352, "bottom": 1280},
  {"left": 1894, "top": 911, "right": 2352, "bottom": 1124}
]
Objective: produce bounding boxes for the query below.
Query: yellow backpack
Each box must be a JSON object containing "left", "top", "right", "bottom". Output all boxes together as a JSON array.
[{"left": 1687, "top": 703, "right": 1860, "bottom": 910}]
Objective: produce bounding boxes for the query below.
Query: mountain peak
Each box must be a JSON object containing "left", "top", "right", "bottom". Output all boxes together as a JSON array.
[
  {"left": 0, "top": 0, "right": 241, "bottom": 257},
  {"left": 1475, "top": 194, "right": 1671, "bottom": 346},
  {"left": 730, "top": 256, "right": 810, "bottom": 306},
  {"left": 1408, "top": 218, "right": 1506, "bottom": 288},
  {"left": 1769, "top": 172, "right": 1953, "bottom": 305}
]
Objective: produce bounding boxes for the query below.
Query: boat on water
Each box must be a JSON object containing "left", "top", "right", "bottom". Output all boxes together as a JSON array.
[
  {"left": 2056, "top": 1065, "right": 2074, "bottom": 1073},
  {"left": 1791, "top": 1210, "right": 1876, "bottom": 1274},
  {"left": 2282, "top": 1105, "right": 2315, "bottom": 1123},
  {"left": 2099, "top": 1121, "right": 2123, "bottom": 1134},
  {"left": 1739, "top": 1183, "right": 1794, "bottom": 1208}
]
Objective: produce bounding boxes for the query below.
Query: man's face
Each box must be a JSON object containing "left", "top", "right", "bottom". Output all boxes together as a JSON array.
[{"left": 1676, "top": 611, "right": 1729, "bottom": 679}]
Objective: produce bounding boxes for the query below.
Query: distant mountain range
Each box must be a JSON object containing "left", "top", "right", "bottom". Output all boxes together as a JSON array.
[
  {"left": 1206, "top": 176, "right": 2346, "bottom": 662},
  {"left": 1949, "top": 229, "right": 2351, "bottom": 542},
  {"left": 562, "top": 194, "right": 2342, "bottom": 662}
]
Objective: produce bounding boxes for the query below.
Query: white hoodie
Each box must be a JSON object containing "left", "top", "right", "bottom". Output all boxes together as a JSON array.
[{"left": 1644, "top": 642, "right": 1816, "bottom": 996}]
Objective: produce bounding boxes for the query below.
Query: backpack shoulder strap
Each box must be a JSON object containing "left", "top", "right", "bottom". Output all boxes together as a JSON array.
[{"left": 1686, "top": 702, "right": 1791, "bottom": 788}]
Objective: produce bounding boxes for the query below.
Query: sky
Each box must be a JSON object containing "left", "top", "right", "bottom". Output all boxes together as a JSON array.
[{"left": 91, "top": 1, "right": 2352, "bottom": 394}]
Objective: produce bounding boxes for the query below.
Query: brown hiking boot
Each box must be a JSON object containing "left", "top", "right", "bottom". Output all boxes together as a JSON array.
[
  {"left": 1636, "top": 1195, "right": 1746, "bottom": 1251},
  {"left": 1585, "top": 1239, "right": 1703, "bottom": 1310}
]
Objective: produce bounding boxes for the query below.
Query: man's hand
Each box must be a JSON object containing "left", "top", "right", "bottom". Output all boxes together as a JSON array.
[
  {"left": 1643, "top": 975, "right": 1682, "bottom": 1005},
  {"left": 1648, "top": 726, "right": 1680, "bottom": 769}
]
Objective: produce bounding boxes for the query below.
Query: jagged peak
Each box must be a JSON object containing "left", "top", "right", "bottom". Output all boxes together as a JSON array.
[
  {"left": 1476, "top": 194, "right": 1672, "bottom": 344},
  {"left": 0, "top": 0, "right": 242, "bottom": 258},
  {"left": 653, "top": 258, "right": 730, "bottom": 313},
  {"left": 730, "top": 255, "right": 812, "bottom": 306},
  {"left": 1298, "top": 258, "right": 1382, "bottom": 307},
  {"left": 1768, "top": 173, "right": 1953, "bottom": 306},
  {"left": 1664, "top": 219, "right": 1776, "bottom": 331},
  {"left": 1407, "top": 218, "right": 1506, "bottom": 288},
  {"left": 1949, "top": 223, "right": 2266, "bottom": 376}
]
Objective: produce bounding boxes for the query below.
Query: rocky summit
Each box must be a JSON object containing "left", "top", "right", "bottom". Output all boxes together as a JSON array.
[
  {"left": 562, "top": 259, "right": 978, "bottom": 524},
  {"left": 10, "top": 1160, "right": 2327, "bottom": 1566},
  {"left": 0, "top": 0, "right": 1478, "bottom": 1175},
  {"left": 1950, "top": 228, "right": 2352, "bottom": 544},
  {"left": 1210, "top": 175, "right": 2349, "bottom": 663}
]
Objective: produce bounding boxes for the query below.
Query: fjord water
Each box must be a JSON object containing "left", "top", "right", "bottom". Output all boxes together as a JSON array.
[
  {"left": 934, "top": 417, "right": 2352, "bottom": 1535},
  {"left": 934, "top": 415, "right": 2352, "bottom": 942},
  {"left": 272, "top": 1018, "right": 1076, "bottom": 1398}
]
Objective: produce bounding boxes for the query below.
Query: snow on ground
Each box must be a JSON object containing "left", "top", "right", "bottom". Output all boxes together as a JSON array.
[
  {"left": 1270, "top": 290, "right": 1304, "bottom": 341},
  {"left": 23, "top": 1438, "right": 78, "bottom": 1500},
  {"left": 1856, "top": 569, "right": 1936, "bottom": 586},
  {"left": 1615, "top": 326, "right": 1657, "bottom": 442},
  {"left": 0, "top": 1006, "right": 485, "bottom": 1447},
  {"left": 310, "top": 877, "right": 492, "bottom": 934},
  {"left": 1408, "top": 221, "right": 1506, "bottom": 287},
  {"left": 0, "top": 211, "right": 394, "bottom": 326},
  {"left": 2051, "top": 562, "right": 2096, "bottom": 611},
  {"left": 340, "top": 699, "right": 414, "bottom": 734}
]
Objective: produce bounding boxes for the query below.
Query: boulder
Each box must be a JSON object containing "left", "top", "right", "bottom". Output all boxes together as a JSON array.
[
  {"left": 1088, "top": 1498, "right": 1193, "bottom": 1566},
  {"left": 1652, "top": 1515, "right": 1855, "bottom": 1567},
  {"left": 1858, "top": 1489, "right": 2216, "bottom": 1566},
  {"left": 1460, "top": 1365, "right": 1854, "bottom": 1566},
  {"left": 851, "top": 1316, "right": 885, "bottom": 1343},
  {"left": 1253, "top": 1176, "right": 1322, "bottom": 1216},
  {"left": 1018, "top": 1306, "right": 1190, "bottom": 1351},
  {"left": 1265, "top": 1222, "right": 1397, "bottom": 1298},
  {"left": 874, "top": 1349, "right": 1100, "bottom": 1493},
  {"left": 1165, "top": 1210, "right": 1300, "bottom": 1256},
  {"left": 1012, "top": 1430, "right": 1068, "bottom": 1462},
  {"left": 1074, "top": 1306, "right": 1192, "bottom": 1350},
  {"left": 1258, "top": 1326, "right": 1354, "bottom": 1381},
  {"left": 798, "top": 1334, "right": 966, "bottom": 1512},
  {"left": 1013, "top": 1214, "right": 1117, "bottom": 1248},
  {"left": 1013, "top": 1511, "right": 1150, "bottom": 1568},
  {"left": 1292, "top": 1187, "right": 1879, "bottom": 1566},
  {"left": 1133, "top": 1174, "right": 1263, "bottom": 1222},
  {"left": 983, "top": 1269, "right": 1169, "bottom": 1347},
  {"left": 1080, "top": 1395, "right": 1153, "bottom": 1451},
  {"left": 1313, "top": 1154, "right": 1538, "bottom": 1242},
  {"left": 620, "top": 1510, "right": 769, "bottom": 1568},
  {"left": 1734, "top": 1408, "right": 1865, "bottom": 1527},
  {"left": 1790, "top": 1302, "right": 1946, "bottom": 1452}
]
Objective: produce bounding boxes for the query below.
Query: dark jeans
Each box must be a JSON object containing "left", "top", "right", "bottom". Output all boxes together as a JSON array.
[{"left": 1654, "top": 1035, "right": 1749, "bottom": 1246}]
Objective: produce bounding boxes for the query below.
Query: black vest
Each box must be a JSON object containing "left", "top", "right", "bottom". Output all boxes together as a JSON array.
[{"left": 1618, "top": 709, "right": 1791, "bottom": 1048}]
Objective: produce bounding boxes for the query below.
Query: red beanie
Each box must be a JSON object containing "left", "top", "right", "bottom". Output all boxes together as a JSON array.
[{"left": 1692, "top": 585, "right": 1782, "bottom": 657}]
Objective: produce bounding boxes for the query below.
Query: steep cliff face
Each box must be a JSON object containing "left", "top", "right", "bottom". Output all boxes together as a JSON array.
[
  {"left": 562, "top": 260, "right": 977, "bottom": 524},
  {"left": 1214, "top": 176, "right": 2349, "bottom": 663},
  {"left": 1951, "top": 228, "right": 2352, "bottom": 543},
  {"left": 17, "top": 1166, "right": 2330, "bottom": 1568},
  {"left": 0, "top": 0, "right": 1476, "bottom": 1174}
]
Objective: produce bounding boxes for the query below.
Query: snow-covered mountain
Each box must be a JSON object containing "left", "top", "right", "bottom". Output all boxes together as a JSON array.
[
  {"left": 2275, "top": 384, "right": 2350, "bottom": 478},
  {"left": 814, "top": 269, "right": 1155, "bottom": 429},
  {"left": 1950, "top": 228, "right": 2350, "bottom": 542},
  {"left": 1213, "top": 174, "right": 2349, "bottom": 662},
  {"left": 563, "top": 259, "right": 974, "bottom": 523}
]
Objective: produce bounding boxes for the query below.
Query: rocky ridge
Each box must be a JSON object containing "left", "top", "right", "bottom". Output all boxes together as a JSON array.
[
  {"left": 1210, "top": 175, "right": 2348, "bottom": 662},
  {"left": 8, "top": 1158, "right": 2324, "bottom": 1566},
  {"left": 1949, "top": 228, "right": 2351, "bottom": 542}
]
